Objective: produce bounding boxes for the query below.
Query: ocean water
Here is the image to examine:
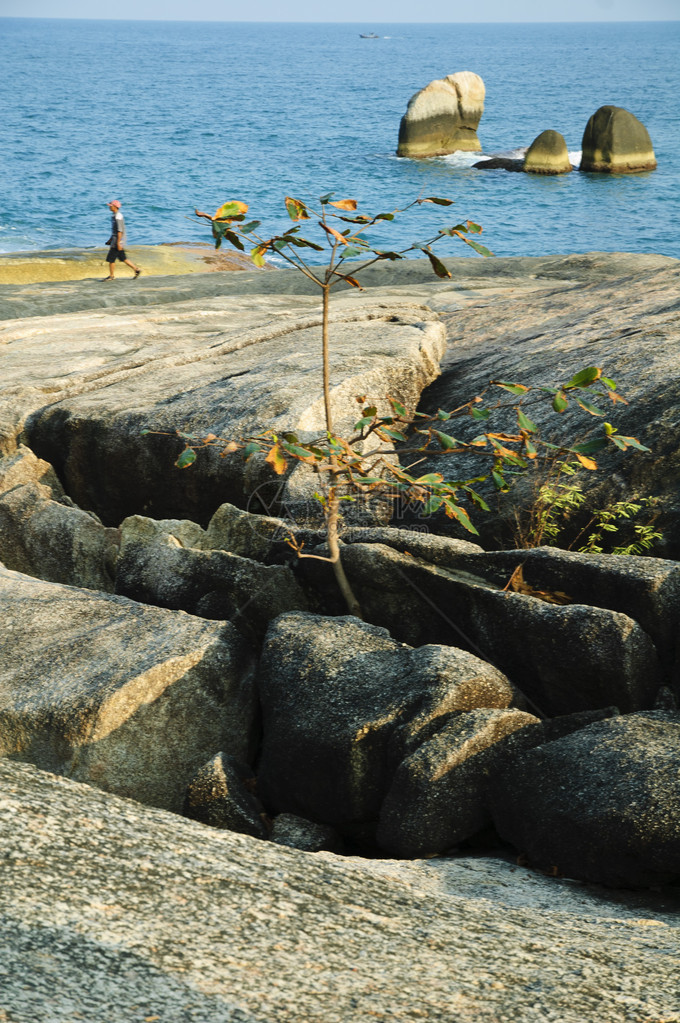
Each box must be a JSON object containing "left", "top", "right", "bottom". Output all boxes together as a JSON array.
[{"left": 0, "top": 18, "right": 678, "bottom": 260}]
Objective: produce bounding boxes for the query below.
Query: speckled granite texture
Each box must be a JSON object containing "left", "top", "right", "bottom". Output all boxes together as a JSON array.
[{"left": 0, "top": 759, "right": 678, "bottom": 1023}]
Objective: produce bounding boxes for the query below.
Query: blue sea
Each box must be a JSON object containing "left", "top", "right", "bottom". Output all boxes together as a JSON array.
[{"left": 1, "top": 18, "right": 679, "bottom": 260}]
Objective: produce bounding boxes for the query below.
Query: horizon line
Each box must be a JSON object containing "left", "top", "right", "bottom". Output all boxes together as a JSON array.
[{"left": 1, "top": 15, "right": 678, "bottom": 23}]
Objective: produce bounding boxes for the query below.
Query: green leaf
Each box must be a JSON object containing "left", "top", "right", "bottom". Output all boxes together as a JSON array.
[
  {"left": 224, "top": 230, "right": 245, "bottom": 251},
  {"left": 602, "top": 376, "right": 617, "bottom": 390},
  {"left": 495, "top": 381, "right": 529, "bottom": 396},
  {"left": 615, "top": 435, "right": 652, "bottom": 452},
  {"left": 466, "top": 221, "right": 483, "bottom": 234},
  {"left": 390, "top": 399, "right": 407, "bottom": 416},
  {"left": 374, "top": 250, "right": 404, "bottom": 261},
  {"left": 575, "top": 396, "right": 604, "bottom": 416},
  {"left": 354, "top": 416, "right": 375, "bottom": 430},
  {"left": 284, "top": 196, "right": 310, "bottom": 221},
  {"left": 552, "top": 392, "right": 569, "bottom": 412},
  {"left": 462, "top": 237, "right": 493, "bottom": 257},
  {"left": 436, "top": 409, "right": 452, "bottom": 421},
  {"left": 340, "top": 247, "right": 364, "bottom": 259},
  {"left": 175, "top": 448, "right": 197, "bottom": 469},
  {"left": 517, "top": 410, "right": 537, "bottom": 432},
  {"left": 240, "top": 220, "right": 261, "bottom": 234},
  {"left": 422, "top": 495, "right": 443, "bottom": 515},
  {"left": 571, "top": 438, "right": 608, "bottom": 454},
  {"left": 381, "top": 428, "right": 407, "bottom": 441},
  {"left": 470, "top": 407, "right": 491, "bottom": 420},
  {"left": 492, "top": 469, "right": 507, "bottom": 490},
  {"left": 319, "top": 192, "right": 335, "bottom": 204},
  {"left": 565, "top": 366, "right": 601, "bottom": 388},
  {"left": 243, "top": 441, "right": 261, "bottom": 459},
  {"left": 422, "top": 196, "right": 455, "bottom": 206},
  {"left": 434, "top": 430, "right": 462, "bottom": 450},
  {"left": 282, "top": 442, "right": 319, "bottom": 460},
  {"left": 214, "top": 200, "right": 248, "bottom": 219},
  {"left": 375, "top": 212, "right": 395, "bottom": 221},
  {"left": 416, "top": 472, "right": 445, "bottom": 484},
  {"left": 288, "top": 236, "right": 325, "bottom": 251},
  {"left": 250, "top": 244, "right": 267, "bottom": 268},
  {"left": 444, "top": 501, "right": 479, "bottom": 533},
  {"left": 425, "top": 249, "right": 452, "bottom": 279}
]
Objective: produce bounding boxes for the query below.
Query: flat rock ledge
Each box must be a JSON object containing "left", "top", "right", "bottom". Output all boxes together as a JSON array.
[{"left": 1, "top": 758, "right": 678, "bottom": 1023}]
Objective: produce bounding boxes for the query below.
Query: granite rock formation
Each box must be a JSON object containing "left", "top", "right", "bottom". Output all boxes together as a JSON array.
[
  {"left": 524, "top": 129, "right": 572, "bottom": 175},
  {"left": 397, "top": 71, "right": 485, "bottom": 158},
  {"left": 490, "top": 711, "right": 680, "bottom": 888},
  {"left": 580, "top": 105, "right": 657, "bottom": 174},
  {"left": 2, "top": 758, "right": 678, "bottom": 1023},
  {"left": 1, "top": 255, "right": 680, "bottom": 901},
  {"left": 0, "top": 565, "right": 257, "bottom": 811}
]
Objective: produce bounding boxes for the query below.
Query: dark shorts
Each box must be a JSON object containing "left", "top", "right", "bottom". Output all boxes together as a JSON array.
[{"left": 106, "top": 246, "right": 127, "bottom": 262}]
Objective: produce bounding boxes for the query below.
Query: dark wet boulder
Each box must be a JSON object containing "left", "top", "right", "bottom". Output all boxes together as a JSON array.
[
  {"left": 377, "top": 707, "right": 539, "bottom": 857},
  {"left": 115, "top": 514, "right": 309, "bottom": 638},
  {"left": 334, "top": 542, "right": 662, "bottom": 716},
  {"left": 256, "top": 612, "right": 516, "bottom": 829},
  {"left": 270, "top": 813, "right": 344, "bottom": 853},
  {"left": 524, "top": 130, "right": 572, "bottom": 175},
  {"left": 473, "top": 156, "right": 525, "bottom": 172},
  {"left": 581, "top": 105, "right": 656, "bottom": 174},
  {"left": 377, "top": 706, "right": 618, "bottom": 858},
  {"left": 489, "top": 711, "right": 680, "bottom": 888},
  {"left": 397, "top": 72, "right": 485, "bottom": 158},
  {"left": 183, "top": 752, "right": 269, "bottom": 839}
]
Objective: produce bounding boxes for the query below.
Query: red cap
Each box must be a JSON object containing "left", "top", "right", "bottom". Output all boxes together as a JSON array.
[{"left": 108, "top": 199, "right": 121, "bottom": 209}]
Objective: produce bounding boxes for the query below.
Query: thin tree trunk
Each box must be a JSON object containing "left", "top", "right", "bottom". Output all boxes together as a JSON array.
[{"left": 320, "top": 283, "right": 363, "bottom": 618}]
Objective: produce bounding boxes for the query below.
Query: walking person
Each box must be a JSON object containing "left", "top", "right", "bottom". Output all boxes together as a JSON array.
[{"left": 104, "top": 199, "right": 141, "bottom": 280}]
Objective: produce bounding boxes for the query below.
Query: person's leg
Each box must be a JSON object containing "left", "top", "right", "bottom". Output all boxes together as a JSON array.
[{"left": 123, "top": 258, "right": 141, "bottom": 276}]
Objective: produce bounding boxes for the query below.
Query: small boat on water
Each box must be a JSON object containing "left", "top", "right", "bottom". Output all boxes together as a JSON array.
[{"left": 359, "top": 32, "right": 380, "bottom": 39}]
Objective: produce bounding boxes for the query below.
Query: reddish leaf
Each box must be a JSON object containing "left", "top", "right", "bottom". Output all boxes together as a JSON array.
[{"left": 329, "top": 199, "right": 358, "bottom": 211}]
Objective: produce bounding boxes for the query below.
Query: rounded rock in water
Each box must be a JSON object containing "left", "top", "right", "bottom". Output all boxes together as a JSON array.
[
  {"left": 580, "top": 105, "right": 657, "bottom": 174},
  {"left": 524, "top": 129, "right": 572, "bottom": 175}
]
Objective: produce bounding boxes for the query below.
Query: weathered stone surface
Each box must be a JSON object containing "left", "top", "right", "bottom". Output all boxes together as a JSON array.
[
  {"left": 524, "top": 129, "right": 572, "bottom": 175},
  {"left": 184, "top": 751, "right": 269, "bottom": 839},
  {"left": 0, "top": 442, "right": 64, "bottom": 494},
  {"left": 490, "top": 711, "right": 680, "bottom": 888},
  {"left": 115, "top": 513, "right": 308, "bottom": 636},
  {"left": 0, "top": 478, "right": 120, "bottom": 592},
  {"left": 1, "top": 294, "right": 445, "bottom": 526},
  {"left": 1, "top": 758, "right": 679, "bottom": 1023},
  {"left": 0, "top": 566, "right": 257, "bottom": 810},
  {"left": 256, "top": 612, "right": 515, "bottom": 828},
  {"left": 413, "top": 257, "right": 680, "bottom": 557},
  {"left": 444, "top": 545, "right": 680, "bottom": 674},
  {"left": 397, "top": 71, "right": 484, "bottom": 158},
  {"left": 378, "top": 706, "right": 619, "bottom": 858},
  {"left": 270, "top": 812, "right": 344, "bottom": 853},
  {"left": 336, "top": 542, "right": 662, "bottom": 715},
  {"left": 378, "top": 707, "right": 539, "bottom": 857},
  {"left": 581, "top": 105, "right": 657, "bottom": 174}
]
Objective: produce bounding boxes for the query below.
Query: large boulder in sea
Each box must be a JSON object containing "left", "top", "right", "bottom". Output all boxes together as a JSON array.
[
  {"left": 524, "top": 129, "right": 572, "bottom": 175},
  {"left": 580, "top": 105, "right": 656, "bottom": 174},
  {"left": 397, "top": 71, "right": 485, "bottom": 158}
]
